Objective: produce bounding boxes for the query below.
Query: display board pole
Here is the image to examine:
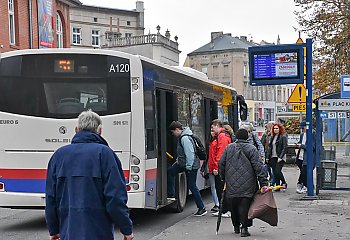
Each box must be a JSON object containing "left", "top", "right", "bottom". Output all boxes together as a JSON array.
[{"left": 305, "top": 38, "right": 314, "bottom": 197}]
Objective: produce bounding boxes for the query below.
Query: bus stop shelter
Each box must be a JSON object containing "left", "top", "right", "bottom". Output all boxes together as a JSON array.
[{"left": 314, "top": 92, "right": 350, "bottom": 194}]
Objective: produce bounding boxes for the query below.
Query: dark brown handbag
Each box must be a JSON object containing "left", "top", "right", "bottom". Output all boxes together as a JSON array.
[{"left": 248, "top": 190, "right": 278, "bottom": 226}]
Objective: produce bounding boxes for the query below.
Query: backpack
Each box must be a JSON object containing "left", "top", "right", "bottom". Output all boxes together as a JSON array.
[
  {"left": 179, "top": 134, "right": 207, "bottom": 160},
  {"left": 223, "top": 129, "right": 236, "bottom": 143}
]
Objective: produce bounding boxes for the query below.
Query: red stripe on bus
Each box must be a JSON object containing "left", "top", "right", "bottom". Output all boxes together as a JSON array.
[
  {"left": 123, "top": 170, "right": 129, "bottom": 179},
  {"left": 146, "top": 168, "right": 157, "bottom": 180},
  {"left": 0, "top": 169, "right": 47, "bottom": 180},
  {"left": 0, "top": 169, "right": 130, "bottom": 180}
]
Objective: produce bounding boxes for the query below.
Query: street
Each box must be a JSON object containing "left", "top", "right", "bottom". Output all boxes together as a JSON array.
[
  {"left": 0, "top": 190, "right": 213, "bottom": 240},
  {"left": 1, "top": 162, "right": 349, "bottom": 239}
]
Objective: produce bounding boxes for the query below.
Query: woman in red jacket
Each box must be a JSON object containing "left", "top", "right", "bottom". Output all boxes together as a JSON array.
[{"left": 208, "top": 130, "right": 220, "bottom": 212}]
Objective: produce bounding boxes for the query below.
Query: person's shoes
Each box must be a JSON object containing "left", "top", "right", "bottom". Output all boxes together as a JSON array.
[
  {"left": 221, "top": 212, "right": 231, "bottom": 218},
  {"left": 281, "top": 183, "right": 288, "bottom": 191},
  {"left": 212, "top": 211, "right": 230, "bottom": 217},
  {"left": 234, "top": 225, "right": 240, "bottom": 234},
  {"left": 300, "top": 186, "right": 307, "bottom": 193},
  {"left": 167, "top": 195, "right": 176, "bottom": 201},
  {"left": 296, "top": 183, "right": 303, "bottom": 193},
  {"left": 211, "top": 205, "right": 219, "bottom": 212},
  {"left": 194, "top": 208, "right": 207, "bottom": 217},
  {"left": 241, "top": 228, "right": 251, "bottom": 237}
]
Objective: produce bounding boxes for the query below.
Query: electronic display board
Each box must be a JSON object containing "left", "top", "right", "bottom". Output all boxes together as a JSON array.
[{"left": 249, "top": 44, "right": 304, "bottom": 85}]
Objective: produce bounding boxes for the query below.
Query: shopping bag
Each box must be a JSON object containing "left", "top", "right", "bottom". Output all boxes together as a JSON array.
[{"left": 248, "top": 190, "right": 278, "bottom": 226}]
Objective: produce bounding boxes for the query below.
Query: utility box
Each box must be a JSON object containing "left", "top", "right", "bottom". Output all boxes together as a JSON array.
[{"left": 320, "top": 160, "right": 337, "bottom": 188}]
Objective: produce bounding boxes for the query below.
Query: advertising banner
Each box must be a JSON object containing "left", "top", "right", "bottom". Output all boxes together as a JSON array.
[{"left": 38, "top": 0, "right": 54, "bottom": 48}]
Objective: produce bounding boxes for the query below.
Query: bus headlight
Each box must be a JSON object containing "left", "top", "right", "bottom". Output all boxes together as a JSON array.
[
  {"left": 0, "top": 182, "right": 4, "bottom": 191},
  {"left": 132, "top": 156, "right": 140, "bottom": 165},
  {"left": 132, "top": 183, "right": 139, "bottom": 190},
  {"left": 132, "top": 174, "right": 140, "bottom": 182},
  {"left": 131, "top": 166, "right": 140, "bottom": 173},
  {"left": 132, "top": 84, "right": 139, "bottom": 91}
]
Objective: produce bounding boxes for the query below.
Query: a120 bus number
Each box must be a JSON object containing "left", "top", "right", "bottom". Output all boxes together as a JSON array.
[{"left": 109, "top": 63, "right": 130, "bottom": 73}]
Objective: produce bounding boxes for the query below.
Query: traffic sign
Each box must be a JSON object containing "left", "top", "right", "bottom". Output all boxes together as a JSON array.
[
  {"left": 287, "top": 84, "right": 306, "bottom": 103},
  {"left": 341, "top": 75, "right": 350, "bottom": 98},
  {"left": 292, "top": 104, "right": 306, "bottom": 112}
]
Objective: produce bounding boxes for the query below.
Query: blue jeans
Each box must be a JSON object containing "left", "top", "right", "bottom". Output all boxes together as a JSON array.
[
  {"left": 167, "top": 163, "right": 205, "bottom": 209},
  {"left": 209, "top": 173, "right": 219, "bottom": 206}
]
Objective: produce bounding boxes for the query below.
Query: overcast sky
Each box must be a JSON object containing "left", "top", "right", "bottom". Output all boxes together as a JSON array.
[{"left": 81, "top": 0, "right": 303, "bottom": 65}]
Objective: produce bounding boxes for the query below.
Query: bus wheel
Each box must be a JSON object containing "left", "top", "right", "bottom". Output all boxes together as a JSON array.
[{"left": 175, "top": 172, "right": 187, "bottom": 212}]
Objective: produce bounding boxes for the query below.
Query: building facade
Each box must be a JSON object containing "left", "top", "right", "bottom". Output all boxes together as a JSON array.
[
  {"left": 0, "top": 0, "right": 81, "bottom": 53},
  {"left": 185, "top": 31, "right": 295, "bottom": 124},
  {"left": 69, "top": 2, "right": 145, "bottom": 49},
  {"left": 69, "top": 3, "right": 180, "bottom": 66}
]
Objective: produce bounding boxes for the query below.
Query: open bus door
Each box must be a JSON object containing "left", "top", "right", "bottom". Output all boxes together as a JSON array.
[{"left": 155, "top": 89, "right": 187, "bottom": 212}]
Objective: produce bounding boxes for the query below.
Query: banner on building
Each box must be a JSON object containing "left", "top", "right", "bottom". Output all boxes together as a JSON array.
[{"left": 38, "top": 0, "right": 54, "bottom": 48}]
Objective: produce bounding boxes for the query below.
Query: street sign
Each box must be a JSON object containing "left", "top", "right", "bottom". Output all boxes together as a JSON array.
[
  {"left": 287, "top": 84, "right": 306, "bottom": 103},
  {"left": 319, "top": 99, "right": 350, "bottom": 110},
  {"left": 328, "top": 112, "right": 337, "bottom": 119},
  {"left": 341, "top": 75, "right": 350, "bottom": 98},
  {"left": 320, "top": 111, "right": 328, "bottom": 118},
  {"left": 337, "top": 112, "right": 346, "bottom": 118},
  {"left": 292, "top": 104, "right": 306, "bottom": 112}
]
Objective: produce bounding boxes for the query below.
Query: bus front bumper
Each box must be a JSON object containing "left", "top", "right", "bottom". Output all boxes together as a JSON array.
[{"left": 0, "top": 192, "right": 45, "bottom": 209}]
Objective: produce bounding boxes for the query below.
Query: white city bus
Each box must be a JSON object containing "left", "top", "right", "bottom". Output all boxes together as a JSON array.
[{"left": 0, "top": 49, "right": 246, "bottom": 211}]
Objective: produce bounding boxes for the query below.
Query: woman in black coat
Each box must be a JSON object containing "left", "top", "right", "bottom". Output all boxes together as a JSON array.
[{"left": 267, "top": 123, "right": 288, "bottom": 189}]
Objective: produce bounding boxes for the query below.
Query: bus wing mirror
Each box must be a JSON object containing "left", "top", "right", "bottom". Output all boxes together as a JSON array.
[{"left": 239, "top": 101, "right": 248, "bottom": 121}]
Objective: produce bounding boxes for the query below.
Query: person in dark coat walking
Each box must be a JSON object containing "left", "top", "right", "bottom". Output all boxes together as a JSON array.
[
  {"left": 45, "top": 110, "right": 133, "bottom": 240},
  {"left": 267, "top": 123, "right": 288, "bottom": 189},
  {"left": 219, "top": 128, "right": 269, "bottom": 237}
]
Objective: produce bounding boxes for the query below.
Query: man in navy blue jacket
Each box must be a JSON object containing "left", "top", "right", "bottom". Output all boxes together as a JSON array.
[{"left": 45, "top": 110, "right": 133, "bottom": 240}]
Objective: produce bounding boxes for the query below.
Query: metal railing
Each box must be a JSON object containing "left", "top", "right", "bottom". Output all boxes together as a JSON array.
[{"left": 105, "top": 32, "right": 178, "bottom": 50}]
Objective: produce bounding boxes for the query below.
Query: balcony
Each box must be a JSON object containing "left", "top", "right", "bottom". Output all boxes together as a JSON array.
[{"left": 104, "top": 32, "right": 179, "bottom": 50}]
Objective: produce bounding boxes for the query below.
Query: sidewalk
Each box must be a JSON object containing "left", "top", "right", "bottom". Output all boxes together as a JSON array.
[{"left": 151, "top": 165, "right": 350, "bottom": 240}]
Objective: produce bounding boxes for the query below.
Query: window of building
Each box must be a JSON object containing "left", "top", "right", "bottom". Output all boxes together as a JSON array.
[
  {"left": 213, "top": 65, "right": 219, "bottom": 78},
  {"left": 243, "top": 63, "right": 247, "bottom": 77},
  {"left": 127, "top": 21, "right": 131, "bottom": 26},
  {"left": 201, "top": 66, "right": 208, "bottom": 75},
  {"left": 224, "top": 65, "right": 229, "bottom": 78},
  {"left": 125, "top": 33, "right": 132, "bottom": 38},
  {"left": 56, "top": 13, "right": 63, "bottom": 48},
  {"left": 91, "top": 30, "right": 100, "bottom": 47},
  {"left": 258, "top": 86, "right": 262, "bottom": 100},
  {"left": 93, "top": 17, "right": 98, "bottom": 22},
  {"left": 8, "top": 0, "right": 15, "bottom": 45},
  {"left": 72, "top": 27, "right": 81, "bottom": 45}
]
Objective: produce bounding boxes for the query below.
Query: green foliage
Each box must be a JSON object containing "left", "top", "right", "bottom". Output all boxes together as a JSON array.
[
  {"left": 284, "top": 118, "right": 301, "bottom": 134},
  {"left": 294, "top": 0, "right": 350, "bottom": 94}
]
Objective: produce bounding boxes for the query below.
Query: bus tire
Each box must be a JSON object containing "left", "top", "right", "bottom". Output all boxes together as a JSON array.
[{"left": 175, "top": 172, "right": 187, "bottom": 213}]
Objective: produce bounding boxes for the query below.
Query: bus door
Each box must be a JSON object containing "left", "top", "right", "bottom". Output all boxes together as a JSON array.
[{"left": 155, "top": 89, "right": 177, "bottom": 207}]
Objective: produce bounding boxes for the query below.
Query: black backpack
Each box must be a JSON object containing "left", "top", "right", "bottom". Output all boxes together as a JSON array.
[{"left": 179, "top": 134, "right": 207, "bottom": 160}]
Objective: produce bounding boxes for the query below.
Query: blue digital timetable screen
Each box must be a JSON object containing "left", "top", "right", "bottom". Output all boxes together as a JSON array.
[{"left": 249, "top": 44, "right": 304, "bottom": 86}]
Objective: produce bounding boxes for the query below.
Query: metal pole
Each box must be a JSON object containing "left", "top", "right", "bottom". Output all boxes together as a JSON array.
[
  {"left": 315, "top": 100, "right": 321, "bottom": 195},
  {"left": 306, "top": 38, "right": 314, "bottom": 196}
]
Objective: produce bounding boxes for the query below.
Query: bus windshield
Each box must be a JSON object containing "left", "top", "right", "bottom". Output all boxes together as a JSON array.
[{"left": 0, "top": 54, "right": 131, "bottom": 118}]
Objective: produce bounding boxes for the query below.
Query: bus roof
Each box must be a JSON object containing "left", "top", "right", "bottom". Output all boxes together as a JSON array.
[{"left": 0, "top": 48, "right": 237, "bottom": 93}]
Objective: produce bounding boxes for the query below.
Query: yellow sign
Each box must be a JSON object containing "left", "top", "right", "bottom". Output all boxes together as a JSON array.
[
  {"left": 287, "top": 84, "right": 306, "bottom": 103},
  {"left": 292, "top": 104, "right": 306, "bottom": 112}
]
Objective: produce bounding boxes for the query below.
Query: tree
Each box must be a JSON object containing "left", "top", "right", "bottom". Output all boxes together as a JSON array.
[{"left": 294, "top": 0, "right": 350, "bottom": 94}]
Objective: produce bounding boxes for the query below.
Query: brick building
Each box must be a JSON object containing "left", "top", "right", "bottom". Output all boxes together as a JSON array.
[{"left": 0, "top": 0, "right": 81, "bottom": 53}]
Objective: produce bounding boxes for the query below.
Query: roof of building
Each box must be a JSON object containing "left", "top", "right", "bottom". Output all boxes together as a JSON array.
[
  {"left": 61, "top": 0, "right": 82, "bottom": 6},
  {"left": 188, "top": 33, "right": 258, "bottom": 55},
  {"left": 75, "top": 3, "right": 140, "bottom": 15}
]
